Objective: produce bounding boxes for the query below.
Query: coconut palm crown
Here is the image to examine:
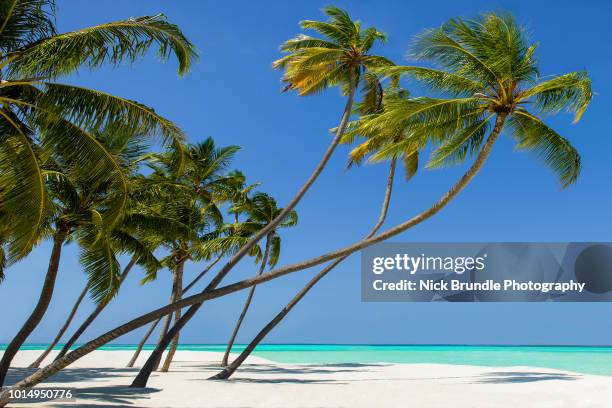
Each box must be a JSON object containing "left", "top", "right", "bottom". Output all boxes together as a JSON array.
[
  {"left": 343, "top": 86, "right": 420, "bottom": 180},
  {"left": 273, "top": 6, "right": 392, "bottom": 96},
  {"left": 360, "top": 12, "right": 591, "bottom": 188}
]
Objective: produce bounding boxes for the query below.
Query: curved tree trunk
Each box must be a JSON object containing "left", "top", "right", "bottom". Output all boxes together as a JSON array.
[
  {"left": 125, "top": 255, "right": 221, "bottom": 368},
  {"left": 53, "top": 257, "right": 137, "bottom": 361},
  {"left": 125, "top": 319, "right": 160, "bottom": 368},
  {"left": 0, "top": 226, "right": 69, "bottom": 387},
  {"left": 212, "top": 159, "right": 397, "bottom": 379},
  {"left": 221, "top": 233, "right": 272, "bottom": 367},
  {"left": 28, "top": 283, "right": 89, "bottom": 368},
  {"left": 129, "top": 73, "right": 358, "bottom": 388},
  {"left": 148, "top": 261, "right": 185, "bottom": 373},
  {"left": 1, "top": 115, "right": 506, "bottom": 403},
  {"left": 160, "top": 261, "right": 185, "bottom": 372}
]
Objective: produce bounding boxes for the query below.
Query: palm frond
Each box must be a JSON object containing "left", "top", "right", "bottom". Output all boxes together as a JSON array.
[
  {"left": 376, "top": 65, "right": 483, "bottom": 96},
  {"left": 268, "top": 235, "right": 281, "bottom": 268},
  {"left": 403, "top": 150, "right": 419, "bottom": 180},
  {"left": 6, "top": 13, "right": 196, "bottom": 78},
  {"left": 40, "top": 83, "right": 185, "bottom": 146},
  {"left": 427, "top": 114, "right": 493, "bottom": 168},
  {"left": 517, "top": 71, "right": 592, "bottom": 122},
  {"left": 0, "top": 110, "right": 45, "bottom": 260},
  {"left": 0, "top": 0, "right": 55, "bottom": 52},
  {"left": 509, "top": 111, "right": 581, "bottom": 188},
  {"left": 38, "top": 117, "right": 128, "bottom": 228},
  {"left": 111, "top": 230, "right": 161, "bottom": 278},
  {"left": 79, "top": 229, "right": 121, "bottom": 305}
]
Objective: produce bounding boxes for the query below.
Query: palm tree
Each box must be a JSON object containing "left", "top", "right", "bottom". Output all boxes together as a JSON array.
[
  {"left": 1, "top": 12, "right": 594, "bottom": 400},
  {"left": 124, "top": 169, "right": 259, "bottom": 367},
  {"left": 219, "top": 192, "right": 298, "bottom": 367},
  {"left": 0, "top": 1, "right": 196, "bottom": 271},
  {"left": 129, "top": 6, "right": 391, "bottom": 388},
  {"left": 0, "top": 127, "right": 165, "bottom": 385},
  {"left": 211, "top": 86, "right": 413, "bottom": 378},
  {"left": 28, "top": 133, "right": 183, "bottom": 367},
  {"left": 48, "top": 208, "right": 185, "bottom": 363},
  {"left": 128, "top": 138, "right": 243, "bottom": 373}
]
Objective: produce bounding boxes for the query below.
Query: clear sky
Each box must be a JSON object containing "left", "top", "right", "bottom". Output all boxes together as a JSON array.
[{"left": 2, "top": 0, "right": 612, "bottom": 345}]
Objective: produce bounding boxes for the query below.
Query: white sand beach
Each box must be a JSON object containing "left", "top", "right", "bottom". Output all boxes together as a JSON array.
[{"left": 4, "top": 350, "right": 612, "bottom": 407}]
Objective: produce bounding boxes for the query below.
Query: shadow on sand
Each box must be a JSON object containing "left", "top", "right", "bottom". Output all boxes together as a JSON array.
[
  {"left": 177, "top": 362, "right": 389, "bottom": 376},
  {"left": 4, "top": 364, "right": 582, "bottom": 406},
  {"left": 5, "top": 366, "right": 144, "bottom": 387},
  {"left": 6, "top": 367, "right": 160, "bottom": 407},
  {"left": 475, "top": 371, "right": 580, "bottom": 384}
]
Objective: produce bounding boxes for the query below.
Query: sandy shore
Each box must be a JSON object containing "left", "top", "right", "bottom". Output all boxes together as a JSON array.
[{"left": 4, "top": 350, "right": 612, "bottom": 407}]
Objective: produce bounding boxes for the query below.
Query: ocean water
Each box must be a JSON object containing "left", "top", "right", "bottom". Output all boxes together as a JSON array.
[{"left": 7, "top": 344, "right": 612, "bottom": 377}]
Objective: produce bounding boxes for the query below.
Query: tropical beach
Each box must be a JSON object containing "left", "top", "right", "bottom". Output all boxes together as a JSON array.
[
  {"left": 0, "top": 0, "right": 610, "bottom": 407},
  {"left": 6, "top": 348, "right": 612, "bottom": 407}
]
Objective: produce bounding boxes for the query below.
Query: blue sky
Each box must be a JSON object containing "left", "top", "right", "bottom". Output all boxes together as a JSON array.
[{"left": 2, "top": 0, "right": 612, "bottom": 345}]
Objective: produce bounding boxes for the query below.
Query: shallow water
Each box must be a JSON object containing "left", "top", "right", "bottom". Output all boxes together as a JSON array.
[{"left": 8, "top": 344, "right": 612, "bottom": 376}]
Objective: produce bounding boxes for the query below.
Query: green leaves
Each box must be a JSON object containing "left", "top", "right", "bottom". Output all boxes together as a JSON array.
[
  {"left": 6, "top": 13, "right": 196, "bottom": 79},
  {"left": 376, "top": 66, "right": 483, "bottom": 97},
  {"left": 0, "top": 0, "right": 56, "bottom": 51},
  {"left": 274, "top": 6, "right": 388, "bottom": 96},
  {"left": 38, "top": 117, "right": 129, "bottom": 229},
  {"left": 0, "top": 110, "right": 46, "bottom": 261},
  {"left": 412, "top": 14, "right": 537, "bottom": 92},
  {"left": 509, "top": 111, "right": 581, "bottom": 188},
  {"left": 518, "top": 71, "right": 592, "bottom": 123},
  {"left": 428, "top": 114, "right": 493, "bottom": 168},
  {"left": 40, "top": 83, "right": 185, "bottom": 147},
  {"left": 356, "top": 12, "right": 591, "bottom": 189},
  {"left": 0, "top": 7, "right": 193, "bottom": 265},
  {"left": 79, "top": 228, "right": 121, "bottom": 305}
]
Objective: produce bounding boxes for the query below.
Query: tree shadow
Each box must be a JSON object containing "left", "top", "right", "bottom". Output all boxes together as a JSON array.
[
  {"left": 5, "top": 367, "right": 140, "bottom": 387},
  {"left": 475, "top": 371, "right": 580, "bottom": 384},
  {"left": 181, "top": 362, "right": 381, "bottom": 375},
  {"left": 206, "top": 377, "right": 347, "bottom": 384}
]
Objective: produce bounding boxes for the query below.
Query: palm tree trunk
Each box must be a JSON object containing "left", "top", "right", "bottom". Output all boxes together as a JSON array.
[
  {"left": 125, "top": 319, "right": 160, "bottom": 368},
  {"left": 126, "top": 255, "right": 222, "bottom": 368},
  {"left": 148, "top": 264, "right": 182, "bottom": 372},
  {"left": 0, "top": 226, "right": 69, "bottom": 387},
  {"left": 129, "top": 73, "right": 358, "bottom": 388},
  {"left": 53, "top": 257, "right": 137, "bottom": 361},
  {"left": 28, "top": 283, "right": 89, "bottom": 368},
  {"left": 221, "top": 233, "right": 273, "bottom": 367},
  {"left": 1, "top": 115, "right": 507, "bottom": 403},
  {"left": 160, "top": 261, "right": 185, "bottom": 372},
  {"left": 212, "top": 159, "right": 397, "bottom": 379}
]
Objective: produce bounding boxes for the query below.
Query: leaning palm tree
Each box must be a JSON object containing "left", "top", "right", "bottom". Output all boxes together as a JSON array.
[
  {"left": 129, "top": 6, "right": 392, "bottom": 388},
  {"left": 29, "top": 241, "right": 160, "bottom": 368},
  {"left": 125, "top": 169, "right": 258, "bottom": 368},
  {"left": 219, "top": 192, "right": 298, "bottom": 367},
  {"left": 129, "top": 138, "right": 243, "bottom": 373},
  {"left": 0, "top": 0, "right": 195, "bottom": 270},
  {"left": 28, "top": 132, "right": 174, "bottom": 367},
  {"left": 0, "top": 126, "right": 156, "bottom": 385},
  {"left": 47, "top": 195, "right": 190, "bottom": 363},
  {"left": 1, "top": 12, "right": 594, "bottom": 401},
  {"left": 211, "top": 87, "right": 414, "bottom": 379}
]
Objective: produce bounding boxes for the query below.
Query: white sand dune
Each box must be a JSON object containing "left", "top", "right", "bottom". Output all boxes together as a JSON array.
[{"left": 5, "top": 350, "right": 612, "bottom": 407}]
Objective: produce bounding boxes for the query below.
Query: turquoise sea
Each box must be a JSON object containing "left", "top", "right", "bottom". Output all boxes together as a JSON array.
[{"left": 5, "top": 344, "right": 612, "bottom": 377}]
